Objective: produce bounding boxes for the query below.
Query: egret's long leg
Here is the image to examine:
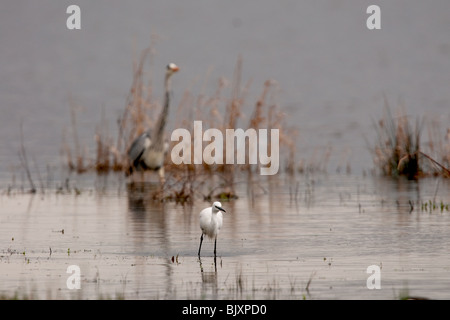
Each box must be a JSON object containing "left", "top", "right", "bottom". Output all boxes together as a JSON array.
[{"left": 198, "top": 234, "right": 204, "bottom": 257}]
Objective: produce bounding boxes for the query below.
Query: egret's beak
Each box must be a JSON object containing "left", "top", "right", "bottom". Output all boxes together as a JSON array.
[{"left": 215, "top": 206, "right": 226, "bottom": 213}]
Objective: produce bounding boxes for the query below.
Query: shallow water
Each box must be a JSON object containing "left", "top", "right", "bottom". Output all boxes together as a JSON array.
[{"left": 1, "top": 173, "right": 449, "bottom": 299}]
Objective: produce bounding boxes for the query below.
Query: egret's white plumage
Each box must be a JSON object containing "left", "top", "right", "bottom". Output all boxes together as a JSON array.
[{"left": 198, "top": 201, "right": 226, "bottom": 258}]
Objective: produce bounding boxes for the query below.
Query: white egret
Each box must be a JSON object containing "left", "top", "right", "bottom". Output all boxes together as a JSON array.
[{"left": 198, "top": 201, "right": 226, "bottom": 258}]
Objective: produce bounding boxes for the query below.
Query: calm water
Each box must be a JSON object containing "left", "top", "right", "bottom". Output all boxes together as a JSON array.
[
  {"left": 1, "top": 173, "right": 449, "bottom": 299},
  {"left": 1, "top": 1, "right": 450, "bottom": 300}
]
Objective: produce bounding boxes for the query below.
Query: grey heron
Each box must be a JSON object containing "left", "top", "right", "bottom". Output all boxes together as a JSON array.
[
  {"left": 126, "top": 63, "right": 179, "bottom": 182},
  {"left": 198, "top": 201, "right": 226, "bottom": 258}
]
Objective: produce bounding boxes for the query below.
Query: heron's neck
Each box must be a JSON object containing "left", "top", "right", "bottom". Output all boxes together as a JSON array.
[{"left": 153, "top": 75, "right": 172, "bottom": 149}]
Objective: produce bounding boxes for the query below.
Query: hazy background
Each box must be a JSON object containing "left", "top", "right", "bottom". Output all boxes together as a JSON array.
[{"left": 1, "top": 0, "right": 449, "bottom": 180}]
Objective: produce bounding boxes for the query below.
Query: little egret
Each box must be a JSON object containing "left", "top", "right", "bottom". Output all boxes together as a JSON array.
[
  {"left": 126, "top": 63, "right": 179, "bottom": 182},
  {"left": 198, "top": 201, "right": 226, "bottom": 258}
]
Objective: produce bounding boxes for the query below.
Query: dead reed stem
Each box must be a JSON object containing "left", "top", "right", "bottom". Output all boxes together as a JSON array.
[
  {"left": 18, "top": 121, "right": 36, "bottom": 193},
  {"left": 419, "top": 151, "right": 450, "bottom": 177}
]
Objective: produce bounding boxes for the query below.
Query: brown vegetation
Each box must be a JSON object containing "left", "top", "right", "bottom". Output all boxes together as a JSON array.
[
  {"left": 371, "top": 99, "right": 449, "bottom": 179},
  {"left": 62, "top": 47, "right": 296, "bottom": 201}
]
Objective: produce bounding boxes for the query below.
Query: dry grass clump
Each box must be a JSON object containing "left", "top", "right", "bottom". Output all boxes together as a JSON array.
[
  {"left": 372, "top": 103, "right": 422, "bottom": 179},
  {"left": 371, "top": 99, "right": 449, "bottom": 179}
]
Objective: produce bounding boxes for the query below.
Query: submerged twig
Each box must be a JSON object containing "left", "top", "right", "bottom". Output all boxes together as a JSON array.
[{"left": 305, "top": 271, "right": 316, "bottom": 294}]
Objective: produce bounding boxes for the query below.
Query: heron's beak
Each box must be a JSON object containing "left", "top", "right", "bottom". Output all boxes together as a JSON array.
[{"left": 171, "top": 65, "right": 179, "bottom": 72}]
